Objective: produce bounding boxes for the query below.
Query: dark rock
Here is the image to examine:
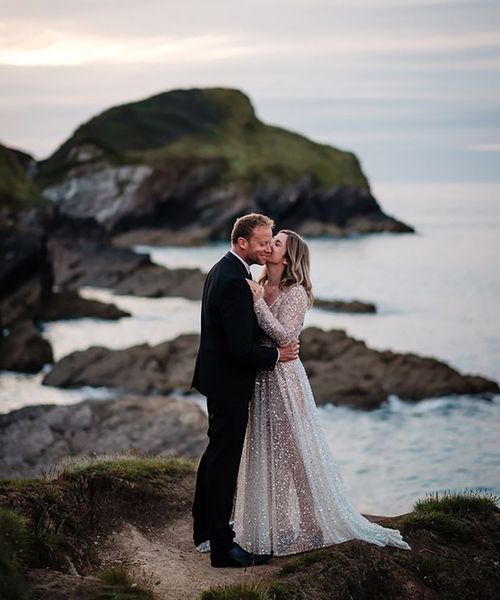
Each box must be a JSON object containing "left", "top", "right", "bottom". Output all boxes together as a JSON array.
[
  {"left": 0, "top": 394, "right": 207, "bottom": 478},
  {"left": 111, "top": 227, "right": 211, "bottom": 247},
  {"left": 300, "top": 327, "right": 499, "bottom": 408},
  {"left": 0, "top": 228, "right": 57, "bottom": 372},
  {"left": 43, "top": 329, "right": 499, "bottom": 410},
  {"left": 0, "top": 228, "right": 53, "bottom": 326},
  {"left": 39, "top": 290, "right": 130, "bottom": 321},
  {"left": 50, "top": 240, "right": 205, "bottom": 299},
  {"left": 0, "top": 320, "right": 53, "bottom": 373},
  {"left": 43, "top": 333, "right": 199, "bottom": 393},
  {"left": 315, "top": 298, "right": 377, "bottom": 313}
]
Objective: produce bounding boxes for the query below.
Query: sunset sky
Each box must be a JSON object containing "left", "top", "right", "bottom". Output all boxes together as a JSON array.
[{"left": 1, "top": 0, "right": 499, "bottom": 182}]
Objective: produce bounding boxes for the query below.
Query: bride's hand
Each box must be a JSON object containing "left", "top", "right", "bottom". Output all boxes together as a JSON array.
[{"left": 246, "top": 279, "right": 264, "bottom": 302}]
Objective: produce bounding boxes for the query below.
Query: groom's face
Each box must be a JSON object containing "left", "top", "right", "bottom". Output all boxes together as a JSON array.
[{"left": 241, "top": 225, "right": 273, "bottom": 265}]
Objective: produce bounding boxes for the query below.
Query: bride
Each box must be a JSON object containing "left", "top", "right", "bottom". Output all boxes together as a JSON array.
[{"left": 233, "top": 229, "right": 411, "bottom": 556}]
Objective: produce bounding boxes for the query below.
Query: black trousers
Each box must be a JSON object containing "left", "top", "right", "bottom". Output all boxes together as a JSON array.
[{"left": 192, "top": 396, "right": 249, "bottom": 554}]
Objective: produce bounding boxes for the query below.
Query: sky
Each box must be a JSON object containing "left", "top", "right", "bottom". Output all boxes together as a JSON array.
[{"left": 0, "top": 0, "right": 499, "bottom": 183}]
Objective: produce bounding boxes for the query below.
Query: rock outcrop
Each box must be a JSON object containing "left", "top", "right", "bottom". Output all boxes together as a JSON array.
[
  {"left": 0, "top": 320, "right": 53, "bottom": 373},
  {"left": 0, "top": 230, "right": 131, "bottom": 373},
  {"left": 38, "top": 290, "right": 130, "bottom": 321},
  {"left": 50, "top": 240, "right": 206, "bottom": 299},
  {"left": 0, "top": 395, "right": 207, "bottom": 479},
  {"left": 314, "top": 297, "right": 377, "bottom": 313},
  {"left": 43, "top": 333, "right": 199, "bottom": 393},
  {"left": 299, "top": 327, "right": 499, "bottom": 409},
  {"left": 0, "top": 228, "right": 55, "bottom": 372},
  {"left": 42, "top": 329, "right": 499, "bottom": 409}
]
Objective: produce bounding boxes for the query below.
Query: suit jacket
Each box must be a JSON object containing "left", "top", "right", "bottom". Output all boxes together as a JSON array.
[{"left": 192, "top": 252, "right": 278, "bottom": 403}]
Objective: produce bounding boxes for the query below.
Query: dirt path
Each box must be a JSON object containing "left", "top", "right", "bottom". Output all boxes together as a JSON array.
[{"left": 100, "top": 514, "right": 286, "bottom": 600}]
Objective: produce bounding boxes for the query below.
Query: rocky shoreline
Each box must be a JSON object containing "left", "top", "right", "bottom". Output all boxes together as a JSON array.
[{"left": 1, "top": 324, "right": 497, "bottom": 480}]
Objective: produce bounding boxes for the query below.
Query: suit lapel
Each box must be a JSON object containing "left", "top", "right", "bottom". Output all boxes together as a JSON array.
[{"left": 224, "top": 252, "right": 252, "bottom": 279}]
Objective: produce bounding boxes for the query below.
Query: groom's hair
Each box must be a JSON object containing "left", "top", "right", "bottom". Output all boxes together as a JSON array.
[{"left": 231, "top": 213, "right": 274, "bottom": 244}]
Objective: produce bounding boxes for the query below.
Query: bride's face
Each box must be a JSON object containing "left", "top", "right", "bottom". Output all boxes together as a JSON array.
[{"left": 267, "top": 232, "right": 288, "bottom": 265}]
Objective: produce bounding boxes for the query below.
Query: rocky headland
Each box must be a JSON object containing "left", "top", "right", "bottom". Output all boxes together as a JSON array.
[{"left": 35, "top": 88, "right": 415, "bottom": 244}]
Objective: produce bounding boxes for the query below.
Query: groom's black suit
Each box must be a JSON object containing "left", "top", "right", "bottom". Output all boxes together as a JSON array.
[{"left": 192, "top": 251, "right": 278, "bottom": 553}]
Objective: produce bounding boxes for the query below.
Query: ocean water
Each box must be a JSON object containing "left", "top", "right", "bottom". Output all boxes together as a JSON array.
[{"left": 1, "top": 181, "right": 499, "bottom": 514}]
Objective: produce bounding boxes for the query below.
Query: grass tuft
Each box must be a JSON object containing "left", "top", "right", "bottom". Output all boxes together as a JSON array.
[
  {"left": 413, "top": 489, "right": 499, "bottom": 517},
  {"left": 201, "top": 581, "right": 273, "bottom": 600},
  {"left": 405, "top": 490, "right": 499, "bottom": 540},
  {"left": 96, "top": 565, "right": 155, "bottom": 599}
]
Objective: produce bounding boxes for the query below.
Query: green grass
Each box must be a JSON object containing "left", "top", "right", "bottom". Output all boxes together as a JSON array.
[
  {"left": 36, "top": 87, "right": 369, "bottom": 191},
  {"left": 405, "top": 490, "right": 499, "bottom": 539},
  {"left": 61, "top": 455, "right": 196, "bottom": 481},
  {"left": 0, "top": 507, "right": 32, "bottom": 600},
  {"left": 413, "top": 489, "right": 499, "bottom": 517},
  {"left": 0, "top": 478, "right": 47, "bottom": 492}
]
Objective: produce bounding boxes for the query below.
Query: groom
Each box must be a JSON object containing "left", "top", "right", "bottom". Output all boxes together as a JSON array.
[{"left": 191, "top": 213, "right": 298, "bottom": 568}]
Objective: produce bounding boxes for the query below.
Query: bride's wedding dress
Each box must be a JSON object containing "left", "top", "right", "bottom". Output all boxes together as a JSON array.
[{"left": 234, "top": 284, "right": 411, "bottom": 556}]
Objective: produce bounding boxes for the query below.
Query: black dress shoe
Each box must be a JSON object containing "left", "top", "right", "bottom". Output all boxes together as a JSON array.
[{"left": 210, "top": 542, "right": 271, "bottom": 568}]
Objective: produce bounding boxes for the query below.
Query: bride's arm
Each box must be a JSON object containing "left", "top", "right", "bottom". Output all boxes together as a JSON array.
[{"left": 253, "top": 285, "right": 308, "bottom": 346}]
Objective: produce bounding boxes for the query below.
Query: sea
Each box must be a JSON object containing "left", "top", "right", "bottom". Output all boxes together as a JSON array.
[{"left": 1, "top": 181, "right": 499, "bottom": 515}]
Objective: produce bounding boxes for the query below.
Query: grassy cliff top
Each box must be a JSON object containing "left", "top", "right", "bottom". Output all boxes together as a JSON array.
[
  {"left": 37, "top": 88, "right": 369, "bottom": 190},
  {"left": 1, "top": 455, "right": 498, "bottom": 600}
]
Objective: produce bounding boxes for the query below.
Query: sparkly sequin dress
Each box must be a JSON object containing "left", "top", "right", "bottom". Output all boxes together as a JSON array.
[{"left": 233, "top": 284, "right": 411, "bottom": 556}]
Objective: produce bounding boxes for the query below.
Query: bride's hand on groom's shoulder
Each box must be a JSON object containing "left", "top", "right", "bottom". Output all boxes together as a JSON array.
[{"left": 246, "top": 279, "right": 264, "bottom": 301}]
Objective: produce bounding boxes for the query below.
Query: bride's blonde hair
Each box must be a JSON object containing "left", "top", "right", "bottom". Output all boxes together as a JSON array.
[{"left": 258, "top": 229, "right": 314, "bottom": 307}]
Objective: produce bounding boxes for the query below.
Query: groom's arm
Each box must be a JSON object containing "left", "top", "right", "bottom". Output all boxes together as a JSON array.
[{"left": 219, "top": 277, "right": 278, "bottom": 370}]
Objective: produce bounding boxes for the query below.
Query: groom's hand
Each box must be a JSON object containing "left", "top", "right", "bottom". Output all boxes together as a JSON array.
[{"left": 278, "top": 340, "right": 299, "bottom": 362}]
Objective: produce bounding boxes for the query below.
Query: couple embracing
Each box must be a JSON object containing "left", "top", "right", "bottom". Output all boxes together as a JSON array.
[{"left": 192, "top": 213, "right": 410, "bottom": 569}]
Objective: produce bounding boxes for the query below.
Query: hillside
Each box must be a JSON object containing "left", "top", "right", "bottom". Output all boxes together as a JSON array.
[{"left": 36, "top": 88, "right": 367, "bottom": 190}]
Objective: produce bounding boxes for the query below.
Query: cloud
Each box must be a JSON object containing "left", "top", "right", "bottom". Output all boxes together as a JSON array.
[
  {"left": 0, "top": 24, "right": 281, "bottom": 67},
  {"left": 468, "top": 143, "right": 500, "bottom": 152},
  {"left": 1, "top": 8, "right": 499, "bottom": 68}
]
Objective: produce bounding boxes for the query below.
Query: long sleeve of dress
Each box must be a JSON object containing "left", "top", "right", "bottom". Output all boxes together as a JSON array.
[
  {"left": 219, "top": 277, "right": 279, "bottom": 370},
  {"left": 253, "top": 285, "right": 308, "bottom": 346}
]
